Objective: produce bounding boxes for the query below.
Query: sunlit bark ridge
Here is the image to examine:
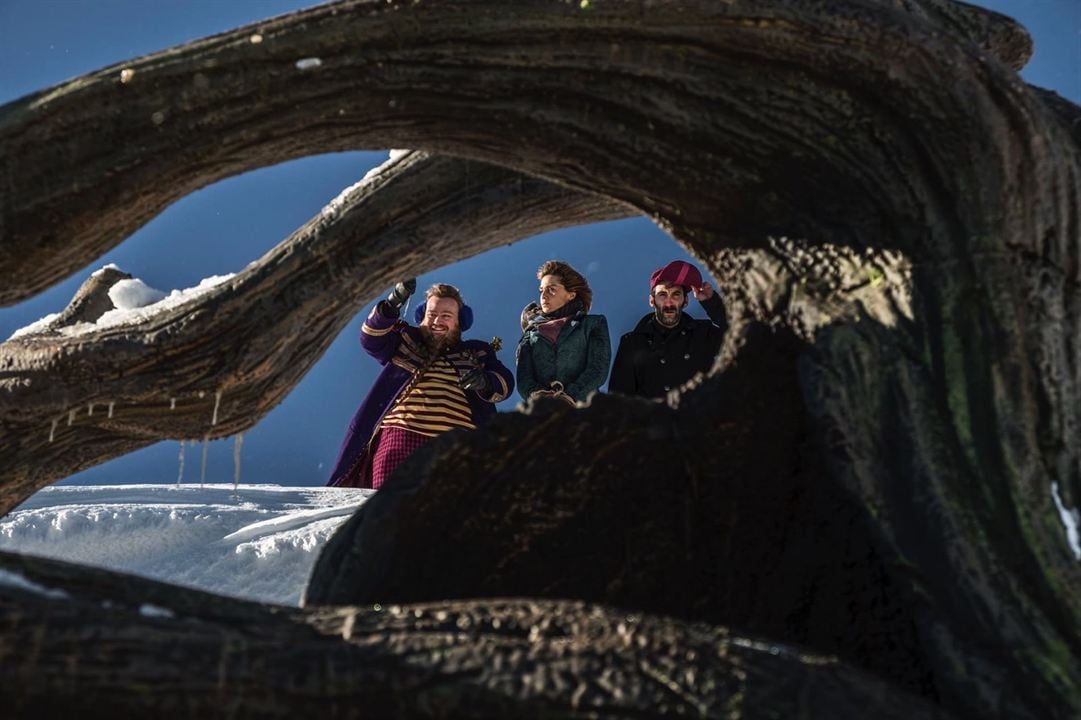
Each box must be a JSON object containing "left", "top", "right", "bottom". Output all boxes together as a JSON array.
[{"left": 0, "top": 0, "right": 1079, "bottom": 718}]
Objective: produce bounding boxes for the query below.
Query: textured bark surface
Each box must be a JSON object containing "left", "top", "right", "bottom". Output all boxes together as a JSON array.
[
  {"left": 0, "top": 0, "right": 1079, "bottom": 718},
  {"left": 0, "top": 551, "right": 953, "bottom": 719},
  {"left": 0, "top": 0, "right": 1034, "bottom": 305}
]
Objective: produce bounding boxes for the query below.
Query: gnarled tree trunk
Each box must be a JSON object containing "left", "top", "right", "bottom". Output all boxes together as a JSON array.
[{"left": 1, "top": 550, "right": 954, "bottom": 719}]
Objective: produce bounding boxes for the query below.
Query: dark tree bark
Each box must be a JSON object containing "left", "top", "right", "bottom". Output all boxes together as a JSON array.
[
  {"left": 0, "top": 0, "right": 1034, "bottom": 305},
  {"left": 0, "top": 550, "right": 953, "bottom": 719},
  {"left": 306, "top": 321, "right": 942, "bottom": 700},
  {"left": 0, "top": 0, "right": 1079, "bottom": 718}
]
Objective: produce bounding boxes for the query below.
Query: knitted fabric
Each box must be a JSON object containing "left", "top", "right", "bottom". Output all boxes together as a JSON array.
[{"left": 380, "top": 356, "right": 476, "bottom": 437}]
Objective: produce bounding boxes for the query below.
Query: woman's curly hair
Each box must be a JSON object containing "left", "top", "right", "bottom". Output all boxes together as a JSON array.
[{"left": 537, "top": 260, "right": 592, "bottom": 311}]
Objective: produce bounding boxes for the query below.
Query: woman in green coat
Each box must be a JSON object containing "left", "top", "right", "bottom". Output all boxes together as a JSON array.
[{"left": 517, "top": 260, "right": 611, "bottom": 405}]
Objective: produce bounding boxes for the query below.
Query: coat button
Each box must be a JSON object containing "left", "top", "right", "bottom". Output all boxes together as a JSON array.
[
  {"left": 684, "top": 353, "right": 691, "bottom": 360},
  {"left": 664, "top": 385, "right": 671, "bottom": 391},
  {"left": 660, "top": 358, "right": 666, "bottom": 364}
]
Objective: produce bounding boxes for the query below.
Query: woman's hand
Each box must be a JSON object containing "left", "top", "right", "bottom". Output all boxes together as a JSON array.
[{"left": 529, "top": 386, "right": 576, "bottom": 407}]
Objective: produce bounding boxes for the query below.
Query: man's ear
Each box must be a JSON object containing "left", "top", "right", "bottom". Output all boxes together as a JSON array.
[
  {"left": 648, "top": 293, "right": 656, "bottom": 308},
  {"left": 682, "top": 295, "right": 689, "bottom": 309}
]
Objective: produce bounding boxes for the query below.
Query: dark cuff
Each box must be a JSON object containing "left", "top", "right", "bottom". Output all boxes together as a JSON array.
[
  {"left": 376, "top": 300, "right": 400, "bottom": 319},
  {"left": 700, "top": 292, "right": 722, "bottom": 310},
  {"left": 700, "top": 293, "right": 725, "bottom": 325}
]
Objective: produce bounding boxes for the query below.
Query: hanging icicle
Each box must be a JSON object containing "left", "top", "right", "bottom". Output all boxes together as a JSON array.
[
  {"left": 199, "top": 436, "right": 209, "bottom": 489},
  {"left": 170, "top": 397, "right": 176, "bottom": 411},
  {"left": 88, "top": 403, "right": 95, "bottom": 417},
  {"left": 49, "top": 418, "right": 58, "bottom": 443},
  {"left": 67, "top": 409, "right": 76, "bottom": 426},
  {"left": 232, "top": 433, "right": 245, "bottom": 498},
  {"left": 211, "top": 390, "right": 222, "bottom": 426},
  {"left": 107, "top": 402, "right": 115, "bottom": 418},
  {"left": 176, "top": 440, "right": 186, "bottom": 487}
]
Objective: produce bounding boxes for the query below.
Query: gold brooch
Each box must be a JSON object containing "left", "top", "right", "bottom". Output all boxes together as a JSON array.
[{"left": 490, "top": 336, "right": 503, "bottom": 352}]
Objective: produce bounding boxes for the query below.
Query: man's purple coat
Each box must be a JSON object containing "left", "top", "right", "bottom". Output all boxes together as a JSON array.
[{"left": 326, "top": 302, "right": 514, "bottom": 488}]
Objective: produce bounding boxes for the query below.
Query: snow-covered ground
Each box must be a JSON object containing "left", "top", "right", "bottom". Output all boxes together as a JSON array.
[{"left": 0, "top": 484, "right": 371, "bottom": 606}]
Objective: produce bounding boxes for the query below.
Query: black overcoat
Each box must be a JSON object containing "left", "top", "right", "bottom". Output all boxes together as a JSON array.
[{"left": 608, "top": 294, "right": 727, "bottom": 399}]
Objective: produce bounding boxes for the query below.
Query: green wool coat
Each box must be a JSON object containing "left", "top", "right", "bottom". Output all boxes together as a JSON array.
[{"left": 516, "top": 312, "right": 611, "bottom": 403}]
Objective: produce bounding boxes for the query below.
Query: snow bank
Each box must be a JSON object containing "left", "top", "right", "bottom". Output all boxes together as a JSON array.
[
  {"left": 8, "top": 270, "right": 236, "bottom": 340},
  {"left": 97, "top": 274, "right": 235, "bottom": 329},
  {"left": 321, "top": 149, "right": 414, "bottom": 218},
  {"left": 8, "top": 312, "right": 60, "bottom": 339},
  {"left": 108, "top": 277, "right": 167, "bottom": 310},
  {"left": 0, "top": 568, "right": 70, "bottom": 600},
  {"left": 0, "top": 484, "right": 371, "bottom": 605}
]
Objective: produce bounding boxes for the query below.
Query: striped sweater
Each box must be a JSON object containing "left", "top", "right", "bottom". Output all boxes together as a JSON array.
[{"left": 380, "top": 356, "right": 477, "bottom": 436}]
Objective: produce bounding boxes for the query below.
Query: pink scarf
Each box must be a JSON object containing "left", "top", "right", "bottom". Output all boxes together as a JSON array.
[{"left": 536, "top": 316, "right": 570, "bottom": 344}]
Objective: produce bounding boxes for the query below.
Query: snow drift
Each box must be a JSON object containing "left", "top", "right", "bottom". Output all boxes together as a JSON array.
[{"left": 0, "top": 484, "right": 370, "bottom": 605}]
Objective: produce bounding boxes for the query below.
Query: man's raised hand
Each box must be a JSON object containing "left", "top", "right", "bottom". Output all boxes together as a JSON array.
[{"left": 386, "top": 278, "right": 417, "bottom": 311}]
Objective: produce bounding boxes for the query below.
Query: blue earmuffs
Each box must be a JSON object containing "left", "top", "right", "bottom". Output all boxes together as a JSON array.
[{"left": 414, "top": 301, "right": 473, "bottom": 332}]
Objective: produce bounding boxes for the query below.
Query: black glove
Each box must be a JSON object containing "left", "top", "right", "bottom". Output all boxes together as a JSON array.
[
  {"left": 385, "top": 279, "right": 417, "bottom": 313},
  {"left": 458, "top": 368, "right": 491, "bottom": 393}
]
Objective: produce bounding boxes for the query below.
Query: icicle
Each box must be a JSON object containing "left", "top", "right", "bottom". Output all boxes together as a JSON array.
[
  {"left": 107, "top": 402, "right": 115, "bottom": 418},
  {"left": 176, "top": 440, "right": 186, "bottom": 487},
  {"left": 1052, "top": 482, "right": 1081, "bottom": 560},
  {"left": 170, "top": 397, "right": 176, "bottom": 411},
  {"left": 211, "top": 391, "right": 222, "bottom": 426},
  {"left": 49, "top": 419, "right": 58, "bottom": 443},
  {"left": 67, "top": 409, "right": 76, "bottom": 426},
  {"left": 232, "top": 433, "right": 245, "bottom": 497},
  {"left": 88, "top": 403, "right": 95, "bottom": 417},
  {"left": 199, "top": 436, "right": 209, "bottom": 489}
]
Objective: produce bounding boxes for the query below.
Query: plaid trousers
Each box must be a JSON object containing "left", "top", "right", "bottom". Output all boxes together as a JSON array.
[{"left": 370, "top": 426, "right": 431, "bottom": 489}]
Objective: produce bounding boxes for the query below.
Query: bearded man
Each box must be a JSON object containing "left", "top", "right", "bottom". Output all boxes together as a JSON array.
[
  {"left": 608, "top": 260, "right": 728, "bottom": 399},
  {"left": 327, "top": 280, "right": 514, "bottom": 489}
]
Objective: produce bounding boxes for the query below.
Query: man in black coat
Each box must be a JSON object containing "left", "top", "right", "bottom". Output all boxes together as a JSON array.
[{"left": 609, "top": 260, "right": 728, "bottom": 399}]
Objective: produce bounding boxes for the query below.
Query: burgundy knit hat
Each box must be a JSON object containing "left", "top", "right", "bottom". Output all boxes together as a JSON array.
[{"left": 650, "top": 260, "right": 703, "bottom": 291}]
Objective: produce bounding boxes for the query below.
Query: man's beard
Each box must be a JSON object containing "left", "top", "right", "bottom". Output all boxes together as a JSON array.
[
  {"left": 420, "top": 324, "right": 461, "bottom": 352},
  {"left": 653, "top": 306, "right": 682, "bottom": 328}
]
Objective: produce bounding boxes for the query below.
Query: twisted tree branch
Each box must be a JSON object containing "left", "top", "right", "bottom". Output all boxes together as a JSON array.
[{"left": 0, "top": 152, "right": 627, "bottom": 513}]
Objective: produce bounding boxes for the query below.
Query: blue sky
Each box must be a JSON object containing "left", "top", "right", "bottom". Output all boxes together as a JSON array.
[{"left": 0, "top": 0, "right": 1078, "bottom": 487}]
